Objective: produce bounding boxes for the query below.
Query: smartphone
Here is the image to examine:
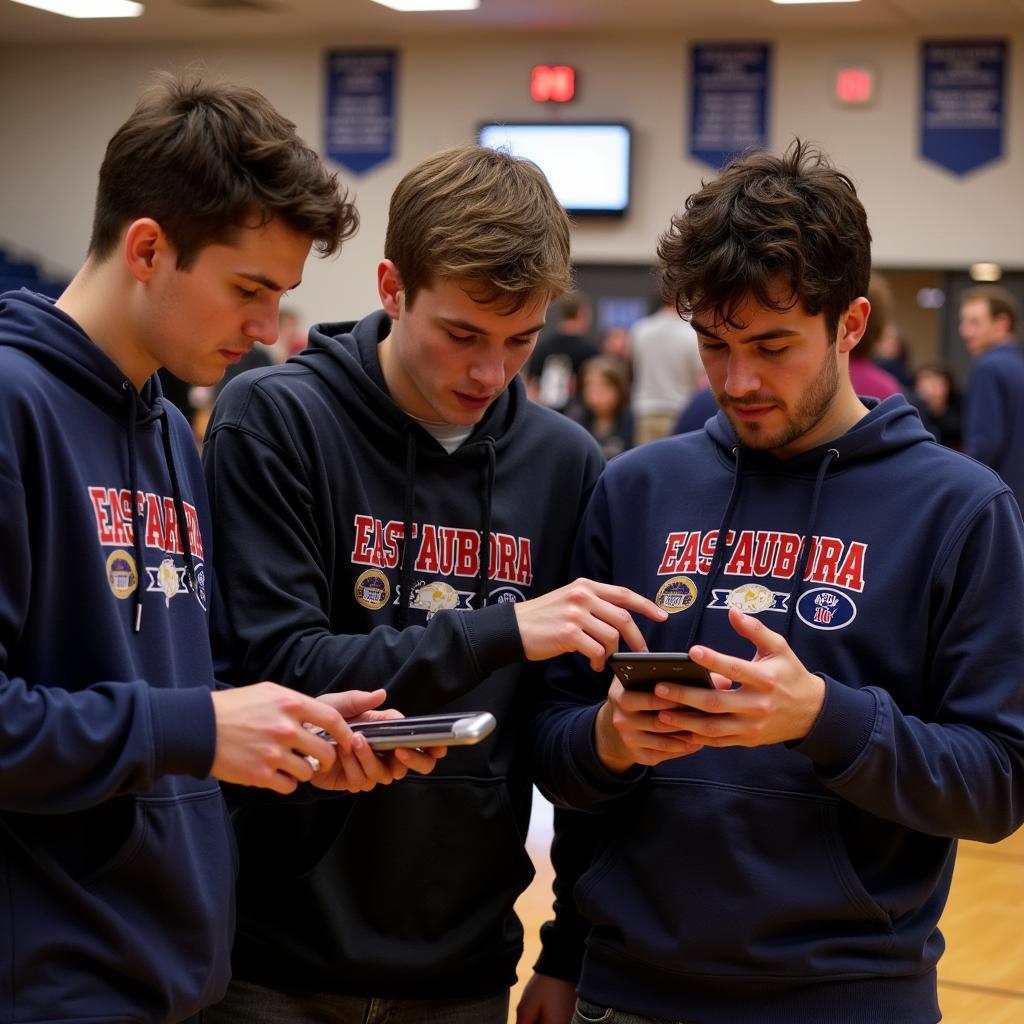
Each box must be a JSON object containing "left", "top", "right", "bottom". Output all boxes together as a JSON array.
[
  {"left": 315, "top": 711, "right": 496, "bottom": 751},
  {"left": 608, "top": 652, "right": 713, "bottom": 692}
]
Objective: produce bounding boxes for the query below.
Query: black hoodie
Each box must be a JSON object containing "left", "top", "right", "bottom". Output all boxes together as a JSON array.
[
  {"left": 0, "top": 290, "right": 232, "bottom": 1023},
  {"left": 204, "top": 309, "right": 604, "bottom": 997}
]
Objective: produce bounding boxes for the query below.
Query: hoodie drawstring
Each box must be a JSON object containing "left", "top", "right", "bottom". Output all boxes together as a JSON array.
[
  {"left": 159, "top": 407, "right": 198, "bottom": 596},
  {"left": 395, "top": 427, "right": 498, "bottom": 627},
  {"left": 477, "top": 438, "right": 497, "bottom": 610},
  {"left": 124, "top": 383, "right": 145, "bottom": 634},
  {"left": 685, "top": 446, "right": 746, "bottom": 648},
  {"left": 687, "top": 445, "right": 840, "bottom": 646},
  {"left": 124, "top": 384, "right": 198, "bottom": 634},
  {"left": 781, "top": 447, "right": 839, "bottom": 636},
  {"left": 397, "top": 426, "right": 419, "bottom": 629}
]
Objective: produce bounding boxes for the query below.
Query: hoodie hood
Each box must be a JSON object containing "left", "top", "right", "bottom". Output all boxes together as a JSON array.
[
  {"left": 0, "top": 289, "right": 164, "bottom": 424},
  {"left": 704, "top": 394, "right": 934, "bottom": 472},
  {"left": 303, "top": 309, "right": 525, "bottom": 458},
  {"left": 0, "top": 289, "right": 195, "bottom": 631}
]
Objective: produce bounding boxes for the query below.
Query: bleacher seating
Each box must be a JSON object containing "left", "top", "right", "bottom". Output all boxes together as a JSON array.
[{"left": 0, "top": 247, "right": 69, "bottom": 299}]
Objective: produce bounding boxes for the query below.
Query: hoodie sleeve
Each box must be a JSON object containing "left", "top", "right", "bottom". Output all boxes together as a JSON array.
[
  {"left": 795, "top": 488, "right": 1024, "bottom": 843},
  {"left": 531, "top": 475, "right": 650, "bottom": 814},
  {"left": 0, "top": 468, "right": 216, "bottom": 814},
  {"left": 203, "top": 395, "right": 523, "bottom": 710}
]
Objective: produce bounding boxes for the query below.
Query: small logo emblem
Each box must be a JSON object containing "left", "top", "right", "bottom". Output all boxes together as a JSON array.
[
  {"left": 146, "top": 557, "right": 188, "bottom": 607},
  {"left": 354, "top": 569, "right": 390, "bottom": 610},
  {"left": 408, "top": 579, "right": 460, "bottom": 619},
  {"left": 656, "top": 576, "right": 698, "bottom": 614},
  {"left": 193, "top": 563, "right": 208, "bottom": 611},
  {"left": 488, "top": 586, "right": 525, "bottom": 605},
  {"left": 106, "top": 549, "right": 138, "bottom": 599},
  {"left": 726, "top": 583, "right": 776, "bottom": 614},
  {"left": 796, "top": 588, "right": 857, "bottom": 631}
]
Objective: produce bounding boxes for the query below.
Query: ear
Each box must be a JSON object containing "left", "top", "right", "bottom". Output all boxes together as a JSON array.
[
  {"left": 377, "top": 259, "right": 405, "bottom": 319},
  {"left": 837, "top": 296, "right": 871, "bottom": 355},
  {"left": 123, "top": 218, "right": 171, "bottom": 284}
]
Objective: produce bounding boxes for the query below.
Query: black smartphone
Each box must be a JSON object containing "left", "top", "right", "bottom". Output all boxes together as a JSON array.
[
  {"left": 314, "top": 711, "right": 496, "bottom": 751},
  {"left": 607, "top": 652, "right": 714, "bottom": 692}
]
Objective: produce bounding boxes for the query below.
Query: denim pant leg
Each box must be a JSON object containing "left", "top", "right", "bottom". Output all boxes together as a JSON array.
[
  {"left": 203, "top": 978, "right": 509, "bottom": 1024},
  {"left": 203, "top": 977, "right": 368, "bottom": 1024},
  {"left": 572, "top": 997, "right": 694, "bottom": 1024},
  {"left": 374, "top": 991, "right": 510, "bottom": 1024}
]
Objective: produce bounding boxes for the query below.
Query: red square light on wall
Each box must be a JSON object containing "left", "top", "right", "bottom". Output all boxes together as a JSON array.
[
  {"left": 531, "top": 65, "right": 576, "bottom": 103},
  {"left": 835, "top": 67, "right": 874, "bottom": 106}
]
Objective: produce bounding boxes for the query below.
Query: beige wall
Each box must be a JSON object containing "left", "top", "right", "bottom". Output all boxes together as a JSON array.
[{"left": 1, "top": 30, "right": 1021, "bottom": 327}]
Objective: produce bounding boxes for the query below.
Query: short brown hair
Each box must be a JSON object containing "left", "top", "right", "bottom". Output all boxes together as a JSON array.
[
  {"left": 961, "top": 285, "right": 1019, "bottom": 333},
  {"left": 89, "top": 71, "right": 358, "bottom": 269},
  {"left": 658, "top": 139, "right": 871, "bottom": 341},
  {"left": 384, "top": 144, "right": 572, "bottom": 312}
]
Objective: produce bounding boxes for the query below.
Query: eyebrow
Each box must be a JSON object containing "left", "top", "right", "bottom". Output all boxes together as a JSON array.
[
  {"left": 238, "top": 272, "right": 301, "bottom": 293},
  {"left": 439, "top": 316, "right": 547, "bottom": 338},
  {"left": 690, "top": 319, "right": 803, "bottom": 344}
]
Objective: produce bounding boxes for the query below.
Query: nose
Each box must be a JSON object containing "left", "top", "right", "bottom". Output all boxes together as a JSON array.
[
  {"left": 242, "top": 304, "right": 280, "bottom": 347},
  {"left": 724, "top": 353, "right": 761, "bottom": 398},
  {"left": 468, "top": 354, "right": 505, "bottom": 392}
]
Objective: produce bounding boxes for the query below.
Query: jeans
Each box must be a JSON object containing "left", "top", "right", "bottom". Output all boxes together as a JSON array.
[
  {"left": 572, "top": 997, "right": 695, "bottom": 1024},
  {"left": 203, "top": 976, "right": 510, "bottom": 1024}
]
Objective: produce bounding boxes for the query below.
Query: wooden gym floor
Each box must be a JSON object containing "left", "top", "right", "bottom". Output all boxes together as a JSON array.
[{"left": 510, "top": 804, "right": 1024, "bottom": 1023}]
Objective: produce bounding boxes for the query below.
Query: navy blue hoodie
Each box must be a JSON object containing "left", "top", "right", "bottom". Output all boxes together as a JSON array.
[
  {"left": 204, "top": 310, "right": 604, "bottom": 998},
  {"left": 0, "top": 291, "right": 234, "bottom": 1023},
  {"left": 532, "top": 396, "right": 1024, "bottom": 1024}
]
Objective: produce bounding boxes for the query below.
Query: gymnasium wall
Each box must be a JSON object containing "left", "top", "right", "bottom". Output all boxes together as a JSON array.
[{"left": 1, "top": 29, "right": 1021, "bottom": 325}]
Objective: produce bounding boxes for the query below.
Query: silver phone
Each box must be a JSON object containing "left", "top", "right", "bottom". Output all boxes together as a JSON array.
[{"left": 317, "top": 711, "right": 496, "bottom": 751}]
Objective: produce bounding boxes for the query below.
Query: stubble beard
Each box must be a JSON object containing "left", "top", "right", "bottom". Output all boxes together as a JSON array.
[{"left": 720, "top": 341, "right": 840, "bottom": 453}]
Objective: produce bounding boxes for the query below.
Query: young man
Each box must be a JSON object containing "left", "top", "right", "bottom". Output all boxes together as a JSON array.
[
  {"left": 532, "top": 142, "right": 1024, "bottom": 1023},
  {"left": 0, "top": 73, "right": 430, "bottom": 1024},
  {"left": 202, "top": 144, "right": 665, "bottom": 1024},
  {"left": 959, "top": 285, "right": 1024, "bottom": 509}
]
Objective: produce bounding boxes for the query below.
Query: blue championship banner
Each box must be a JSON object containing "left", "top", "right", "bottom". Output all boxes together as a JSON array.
[
  {"left": 325, "top": 49, "right": 398, "bottom": 175},
  {"left": 921, "top": 40, "right": 1007, "bottom": 176},
  {"left": 689, "top": 43, "right": 771, "bottom": 170}
]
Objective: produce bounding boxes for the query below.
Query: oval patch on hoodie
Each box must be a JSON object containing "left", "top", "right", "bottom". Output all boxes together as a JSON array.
[{"left": 796, "top": 587, "right": 857, "bottom": 631}]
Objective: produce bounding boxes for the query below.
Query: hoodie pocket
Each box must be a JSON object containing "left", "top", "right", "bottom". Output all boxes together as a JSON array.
[
  {"left": 6, "top": 782, "right": 235, "bottom": 1021},
  {"left": 575, "top": 778, "right": 893, "bottom": 978},
  {"left": 234, "top": 775, "right": 535, "bottom": 987}
]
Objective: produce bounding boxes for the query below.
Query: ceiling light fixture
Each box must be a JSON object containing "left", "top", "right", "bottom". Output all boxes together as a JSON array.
[
  {"left": 771, "top": 0, "right": 860, "bottom": 5},
  {"left": 970, "top": 263, "right": 1002, "bottom": 282},
  {"left": 370, "top": 0, "right": 479, "bottom": 10},
  {"left": 10, "top": 0, "right": 143, "bottom": 16}
]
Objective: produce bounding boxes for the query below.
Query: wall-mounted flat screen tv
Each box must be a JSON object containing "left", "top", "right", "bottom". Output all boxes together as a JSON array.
[{"left": 478, "top": 122, "right": 631, "bottom": 217}]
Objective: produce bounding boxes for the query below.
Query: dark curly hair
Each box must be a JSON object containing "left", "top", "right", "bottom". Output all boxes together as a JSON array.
[{"left": 657, "top": 139, "right": 871, "bottom": 341}]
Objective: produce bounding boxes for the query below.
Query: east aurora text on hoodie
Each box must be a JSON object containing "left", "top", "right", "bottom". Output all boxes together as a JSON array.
[
  {"left": 533, "top": 397, "right": 1024, "bottom": 1024},
  {"left": 0, "top": 290, "right": 231, "bottom": 1024},
  {"left": 204, "top": 309, "right": 605, "bottom": 997}
]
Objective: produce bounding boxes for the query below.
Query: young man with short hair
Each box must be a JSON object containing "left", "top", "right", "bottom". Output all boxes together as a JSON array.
[
  {"left": 0, "top": 72, "right": 431, "bottom": 1024},
  {"left": 532, "top": 141, "right": 1024, "bottom": 1024},
  {"left": 203, "top": 143, "right": 664, "bottom": 1024},
  {"left": 959, "top": 284, "right": 1024, "bottom": 509}
]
